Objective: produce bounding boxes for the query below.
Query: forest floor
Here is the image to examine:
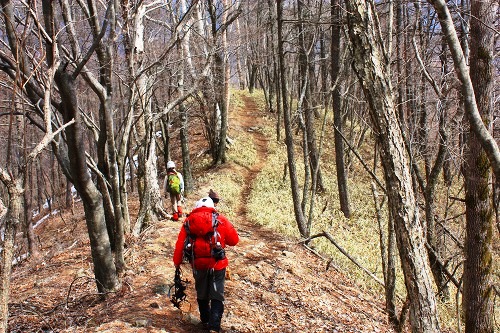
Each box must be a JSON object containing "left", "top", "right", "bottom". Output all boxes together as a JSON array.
[{"left": 8, "top": 96, "right": 397, "bottom": 332}]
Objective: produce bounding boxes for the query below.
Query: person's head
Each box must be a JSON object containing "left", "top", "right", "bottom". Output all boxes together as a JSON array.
[
  {"left": 167, "top": 160, "right": 175, "bottom": 170},
  {"left": 195, "top": 197, "right": 214, "bottom": 209},
  {"left": 208, "top": 189, "right": 220, "bottom": 205}
]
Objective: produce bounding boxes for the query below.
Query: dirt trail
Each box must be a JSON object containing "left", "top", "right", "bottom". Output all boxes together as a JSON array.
[
  {"left": 234, "top": 96, "right": 269, "bottom": 221},
  {"left": 8, "top": 94, "right": 395, "bottom": 333}
]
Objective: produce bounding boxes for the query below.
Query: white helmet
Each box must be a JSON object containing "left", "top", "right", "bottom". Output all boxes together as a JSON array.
[
  {"left": 195, "top": 197, "right": 214, "bottom": 209},
  {"left": 166, "top": 160, "right": 175, "bottom": 169}
]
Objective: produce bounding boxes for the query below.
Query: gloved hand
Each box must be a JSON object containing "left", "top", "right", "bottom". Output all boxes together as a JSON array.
[{"left": 171, "top": 266, "right": 187, "bottom": 308}]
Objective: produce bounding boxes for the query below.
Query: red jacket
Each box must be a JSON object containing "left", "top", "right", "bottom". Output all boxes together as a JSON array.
[{"left": 173, "top": 206, "right": 239, "bottom": 270}]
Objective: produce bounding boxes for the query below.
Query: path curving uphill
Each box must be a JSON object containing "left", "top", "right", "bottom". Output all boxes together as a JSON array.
[{"left": 219, "top": 94, "right": 395, "bottom": 333}]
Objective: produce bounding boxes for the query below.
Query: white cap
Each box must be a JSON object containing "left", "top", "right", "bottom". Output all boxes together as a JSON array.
[
  {"left": 167, "top": 160, "right": 175, "bottom": 169},
  {"left": 195, "top": 197, "right": 214, "bottom": 209}
]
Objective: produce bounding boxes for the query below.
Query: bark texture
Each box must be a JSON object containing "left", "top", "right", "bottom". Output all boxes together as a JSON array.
[
  {"left": 345, "top": 1, "right": 440, "bottom": 332},
  {"left": 0, "top": 176, "right": 22, "bottom": 332},
  {"left": 462, "top": 0, "right": 496, "bottom": 331}
]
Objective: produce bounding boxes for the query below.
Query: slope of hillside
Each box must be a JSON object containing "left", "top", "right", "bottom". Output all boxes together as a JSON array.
[{"left": 9, "top": 94, "right": 395, "bottom": 332}]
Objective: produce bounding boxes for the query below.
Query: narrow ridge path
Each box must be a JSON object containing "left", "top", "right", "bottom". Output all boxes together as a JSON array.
[
  {"left": 221, "top": 95, "right": 394, "bottom": 333},
  {"left": 235, "top": 95, "right": 269, "bottom": 221}
]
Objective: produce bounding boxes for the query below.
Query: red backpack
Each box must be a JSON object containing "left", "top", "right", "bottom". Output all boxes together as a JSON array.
[{"left": 183, "top": 211, "right": 225, "bottom": 263}]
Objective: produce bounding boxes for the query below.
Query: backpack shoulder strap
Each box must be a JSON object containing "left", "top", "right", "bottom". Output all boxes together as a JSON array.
[
  {"left": 183, "top": 220, "right": 191, "bottom": 236},
  {"left": 212, "top": 212, "right": 219, "bottom": 228},
  {"left": 212, "top": 212, "right": 221, "bottom": 243}
]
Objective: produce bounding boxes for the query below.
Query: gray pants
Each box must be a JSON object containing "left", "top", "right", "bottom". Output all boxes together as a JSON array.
[
  {"left": 193, "top": 268, "right": 226, "bottom": 332},
  {"left": 193, "top": 268, "right": 225, "bottom": 301}
]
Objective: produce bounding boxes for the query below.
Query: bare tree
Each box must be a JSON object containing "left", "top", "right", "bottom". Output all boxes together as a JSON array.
[
  {"left": 344, "top": 1, "right": 440, "bottom": 332},
  {"left": 427, "top": 1, "right": 497, "bottom": 331},
  {"left": 297, "top": 0, "right": 324, "bottom": 196},
  {"left": 463, "top": 0, "right": 496, "bottom": 331},
  {"left": 331, "top": 0, "right": 351, "bottom": 219},
  {"left": 397, "top": 1, "right": 453, "bottom": 301},
  {"left": 0, "top": 0, "right": 121, "bottom": 296},
  {"left": 0, "top": 6, "right": 75, "bottom": 324},
  {"left": 126, "top": 0, "right": 168, "bottom": 234},
  {"left": 277, "top": 0, "right": 308, "bottom": 237},
  {"left": 428, "top": 0, "right": 500, "bottom": 180},
  {"left": 207, "top": 0, "right": 240, "bottom": 165}
]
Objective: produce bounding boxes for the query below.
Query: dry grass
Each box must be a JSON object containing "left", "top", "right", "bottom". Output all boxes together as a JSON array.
[{"left": 222, "top": 89, "right": 498, "bottom": 332}]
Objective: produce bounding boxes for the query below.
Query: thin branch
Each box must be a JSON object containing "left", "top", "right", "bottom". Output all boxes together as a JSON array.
[
  {"left": 425, "top": 243, "right": 462, "bottom": 291},
  {"left": 72, "top": 2, "right": 113, "bottom": 79},
  {"left": 302, "top": 231, "right": 386, "bottom": 288},
  {"left": 333, "top": 125, "right": 387, "bottom": 194},
  {"left": 151, "top": 57, "right": 212, "bottom": 123},
  {"left": 436, "top": 217, "right": 464, "bottom": 249},
  {"left": 412, "top": 37, "right": 443, "bottom": 98},
  {"left": 24, "top": 118, "right": 75, "bottom": 168}
]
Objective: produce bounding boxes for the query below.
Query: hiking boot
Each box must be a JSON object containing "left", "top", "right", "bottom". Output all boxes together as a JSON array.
[{"left": 172, "top": 212, "right": 179, "bottom": 221}]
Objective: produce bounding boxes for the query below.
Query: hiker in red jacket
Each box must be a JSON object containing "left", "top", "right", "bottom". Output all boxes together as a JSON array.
[{"left": 173, "top": 197, "right": 239, "bottom": 333}]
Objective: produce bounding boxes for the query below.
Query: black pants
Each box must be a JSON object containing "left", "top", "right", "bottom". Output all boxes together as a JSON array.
[{"left": 194, "top": 268, "right": 226, "bottom": 332}]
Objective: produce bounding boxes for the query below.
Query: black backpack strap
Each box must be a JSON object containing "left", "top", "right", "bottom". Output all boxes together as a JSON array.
[
  {"left": 210, "top": 212, "right": 225, "bottom": 261},
  {"left": 212, "top": 212, "right": 219, "bottom": 227},
  {"left": 212, "top": 212, "right": 220, "bottom": 243}
]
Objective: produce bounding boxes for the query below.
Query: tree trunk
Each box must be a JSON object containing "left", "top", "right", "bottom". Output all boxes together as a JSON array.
[
  {"left": 64, "top": 0, "right": 126, "bottom": 275},
  {"left": 463, "top": 113, "right": 495, "bottom": 333},
  {"left": 36, "top": 163, "right": 44, "bottom": 213},
  {"left": 266, "top": 0, "right": 281, "bottom": 141},
  {"left": 134, "top": 126, "right": 167, "bottom": 235},
  {"left": 234, "top": 15, "right": 246, "bottom": 90},
  {"left": 24, "top": 165, "right": 38, "bottom": 258},
  {"left": 248, "top": 63, "right": 257, "bottom": 93},
  {"left": 160, "top": 116, "right": 171, "bottom": 167},
  {"left": 36, "top": 0, "right": 120, "bottom": 294},
  {"left": 213, "top": 0, "right": 230, "bottom": 165},
  {"left": 345, "top": 1, "right": 440, "bottom": 332},
  {"left": 178, "top": 0, "right": 195, "bottom": 194},
  {"left": 277, "top": 0, "right": 308, "bottom": 237},
  {"left": 298, "top": 0, "right": 324, "bottom": 194},
  {"left": 331, "top": 0, "right": 351, "bottom": 218},
  {"left": 409, "top": 1, "right": 451, "bottom": 301},
  {"left": 372, "top": 152, "right": 398, "bottom": 326},
  {"left": 462, "top": 0, "right": 496, "bottom": 331},
  {"left": 127, "top": 1, "right": 167, "bottom": 229},
  {"left": 115, "top": 0, "right": 135, "bottom": 233},
  {"left": 55, "top": 69, "right": 119, "bottom": 293},
  {"left": 424, "top": 109, "right": 450, "bottom": 301},
  {"left": 97, "top": 172, "right": 116, "bottom": 249},
  {"left": 0, "top": 176, "right": 23, "bottom": 332},
  {"left": 179, "top": 103, "right": 193, "bottom": 193}
]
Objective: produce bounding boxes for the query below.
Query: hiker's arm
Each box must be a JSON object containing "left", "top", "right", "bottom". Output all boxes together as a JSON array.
[
  {"left": 173, "top": 226, "right": 187, "bottom": 267},
  {"left": 178, "top": 173, "right": 184, "bottom": 193},
  {"left": 221, "top": 217, "right": 239, "bottom": 246}
]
